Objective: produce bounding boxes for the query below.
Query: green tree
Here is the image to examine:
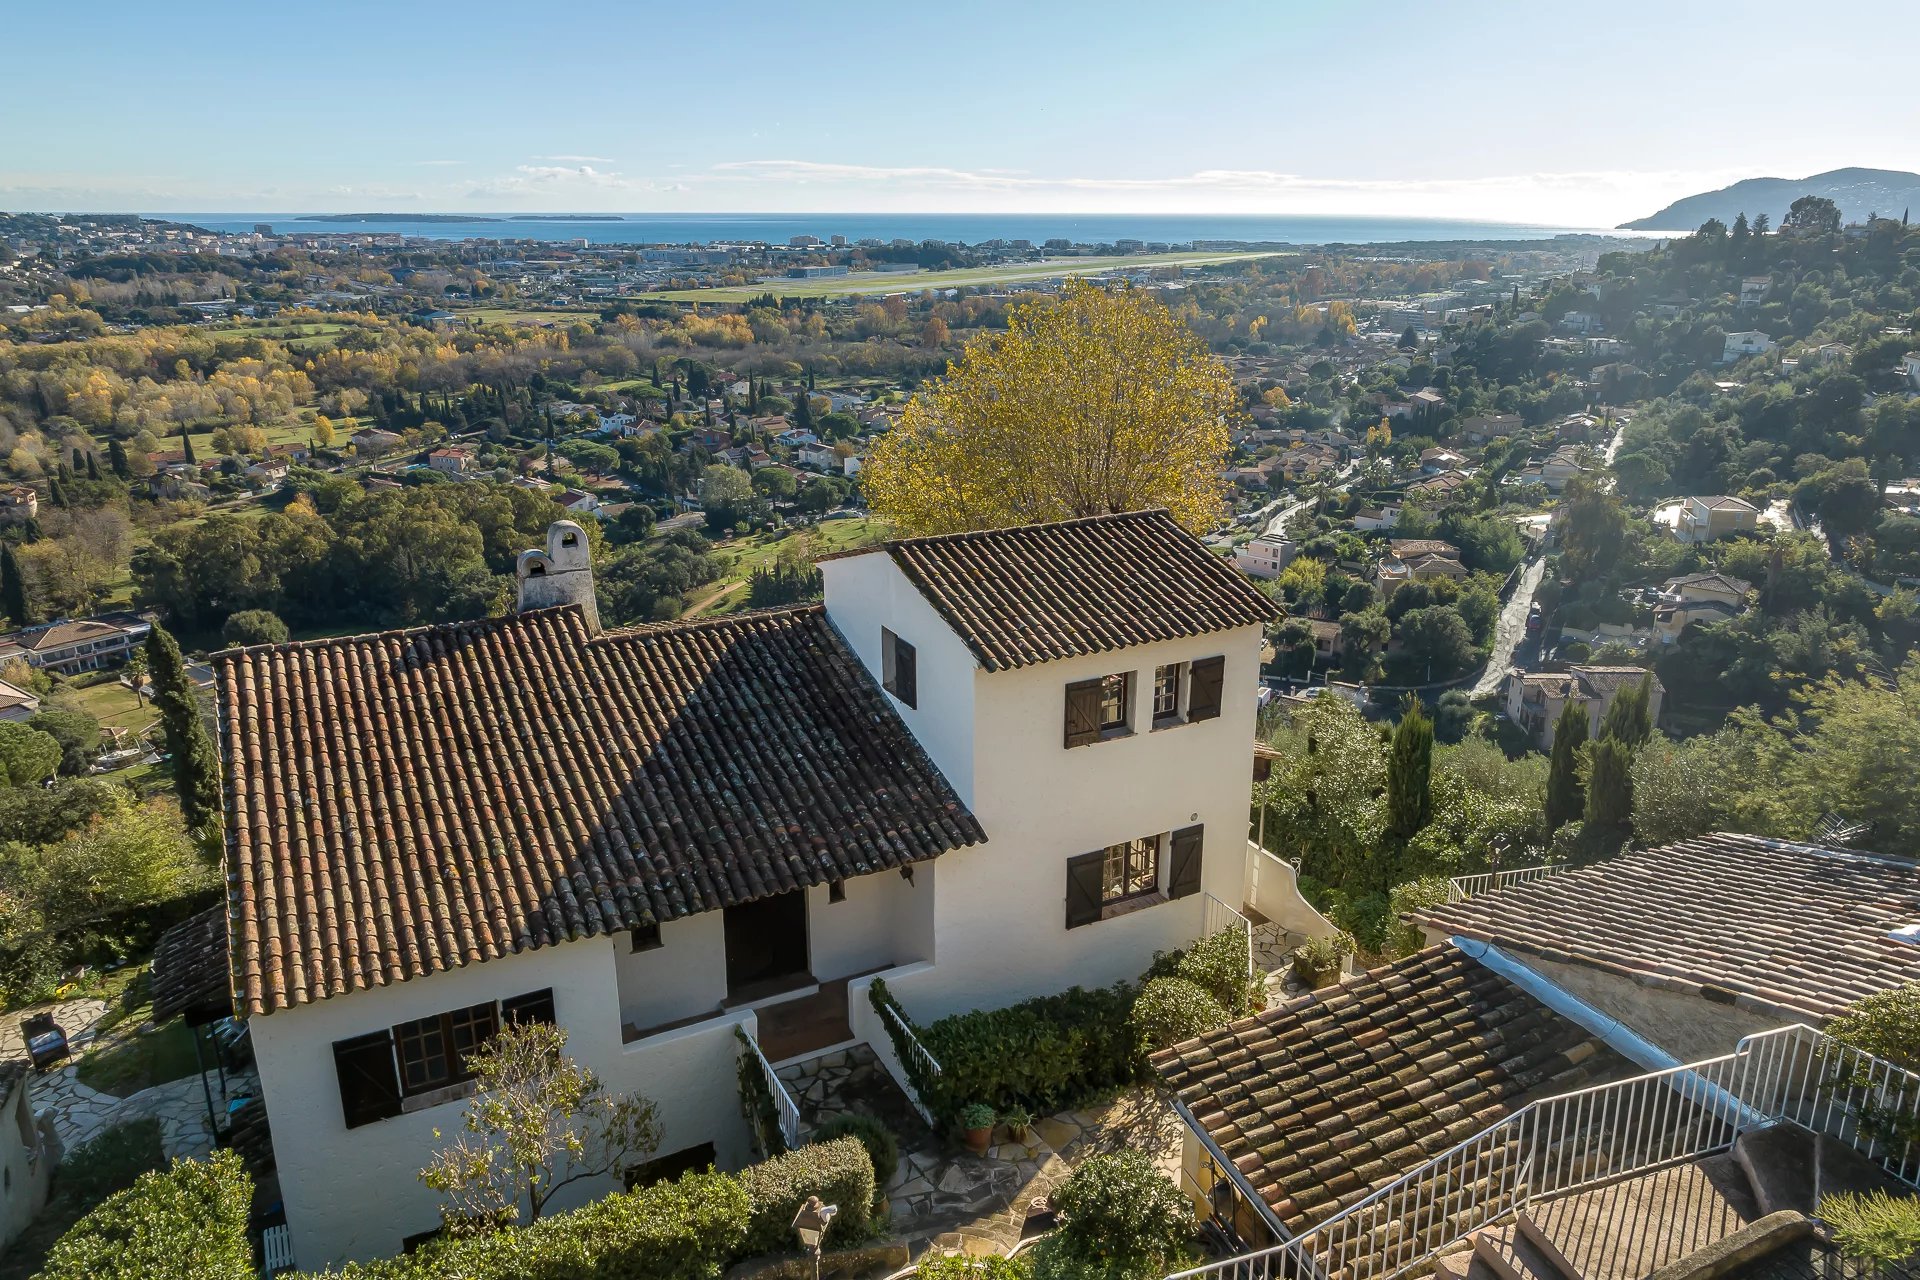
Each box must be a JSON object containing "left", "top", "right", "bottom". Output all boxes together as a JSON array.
[
  {"left": 1386, "top": 699, "right": 1434, "bottom": 841},
  {"left": 220, "top": 609, "right": 290, "bottom": 648},
  {"left": 1028, "top": 1151, "right": 1196, "bottom": 1280},
  {"left": 0, "top": 721, "right": 62, "bottom": 786},
  {"left": 1394, "top": 605, "right": 1476, "bottom": 680},
  {"left": 29, "top": 707, "right": 101, "bottom": 776},
  {"left": 1545, "top": 701, "right": 1589, "bottom": 833},
  {"left": 179, "top": 423, "right": 197, "bottom": 465},
  {"left": 1557, "top": 473, "right": 1627, "bottom": 583},
  {"left": 1583, "top": 736, "right": 1634, "bottom": 831},
  {"left": 0, "top": 543, "right": 31, "bottom": 628},
  {"left": 1782, "top": 195, "right": 1842, "bottom": 235},
  {"left": 1599, "top": 674, "right": 1654, "bottom": 748},
  {"left": 145, "top": 624, "right": 222, "bottom": 838},
  {"left": 419, "top": 1020, "right": 660, "bottom": 1227}
]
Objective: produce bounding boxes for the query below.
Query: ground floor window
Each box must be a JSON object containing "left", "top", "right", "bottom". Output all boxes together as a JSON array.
[{"left": 1102, "top": 835, "right": 1160, "bottom": 903}]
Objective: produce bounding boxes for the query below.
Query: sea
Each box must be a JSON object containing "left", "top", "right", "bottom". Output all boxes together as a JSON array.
[{"left": 159, "top": 212, "right": 1627, "bottom": 248}]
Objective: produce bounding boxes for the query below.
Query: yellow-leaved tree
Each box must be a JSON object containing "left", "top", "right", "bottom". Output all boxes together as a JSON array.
[{"left": 864, "top": 279, "right": 1237, "bottom": 535}]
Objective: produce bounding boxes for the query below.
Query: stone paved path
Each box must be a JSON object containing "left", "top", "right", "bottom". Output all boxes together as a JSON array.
[{"left": 778, "top": 1045, "right": 1185, "bottom": 1260}]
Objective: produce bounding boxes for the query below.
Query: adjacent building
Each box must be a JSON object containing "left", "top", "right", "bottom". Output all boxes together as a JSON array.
[
  {"left": 1721, "top": 330, "right": 1776, "bottom": 363},
  {"left": 0, "top": 613, "right": 151, "bottom": 676},
  {"left": 1653, "top": 571, "right": 1751, "bottom": 643},
  {"left": 1674, "top": 494, "right": 1761, "bottom": 543},
  {"left": 1504, "top": 663, "right": 1663, "bottom": 747}
]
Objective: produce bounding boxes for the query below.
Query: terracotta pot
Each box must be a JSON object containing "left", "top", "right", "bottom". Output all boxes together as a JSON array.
[{"left": 962, "top": 1124, "right": 992, "bottom": 1155}]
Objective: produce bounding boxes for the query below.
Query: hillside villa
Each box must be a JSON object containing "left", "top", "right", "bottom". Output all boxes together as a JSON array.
[{"left": 1503, "top": 663, "right": 1663, "bottom": 748}]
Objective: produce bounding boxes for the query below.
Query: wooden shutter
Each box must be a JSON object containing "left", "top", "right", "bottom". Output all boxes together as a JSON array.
[
  {"left": 1188, "top": 656, "right": 1225, "bottom": 723},
  {"left": 333, "top": 1030, "right": 401, "bottom": 1129},
  {"left": 1064, "top": 679, "right": 1103, "bottom": 748},
  {"left": 1168, "top": 824, "right": 1204, "bottom": 900},
  {"left": 502, "top": 988, "right": 556, "bottom": 1027},
  {"left": 1064, "top": 850, "right": 1104, "bottom": 929},
  {"left": 896, "top": 638, "right": 917, "bottom": 708}
]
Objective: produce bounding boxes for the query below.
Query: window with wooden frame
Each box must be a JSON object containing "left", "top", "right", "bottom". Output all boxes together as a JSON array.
[
  {"left": 1098, "top": 672, "right": 1131, "bottom": 731},
  {"left": 1065, "top": 824, "right": 1205, "bottom": 929},
  {"left": 393, "top": 1001, "right": 496, "bottom": 1097},
  {"left": 1065, "top": 671, "right": 1135, "bottom": 748},
  {"left": 1152, "top": 662, "right": 1185, "bottom": 726},
  {"left": 1102, "top": 835, "right": 1160, "bottom": 903},
  {"left": 882, "top": 628, "right": 917, "bottom": 709}
]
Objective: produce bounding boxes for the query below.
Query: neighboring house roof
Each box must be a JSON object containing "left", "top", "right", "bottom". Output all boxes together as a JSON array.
[
  {"left": 150, "top": 905, "right": 234, "bottom": 1024},
  {"left": 0, "top": 679, "right": 39, "bottom": 713},
  {"left": 1412, "top": 833, "right": 1920, "bottom": 1022},
  {"left": 1388, "top": 539, "right": 1459, "bottom": 560},
  {"left": 1663, "top": 572, "right": 1752, "bottom": 597},
  {"left": 1692, "top": 495, "right": 1760, "bottom": 513},
  {"left": 1152, "top": 946, "right": 1632, "bottom": 1234},
  {"left": 13, "top": 620, "right": 127, "bottom": 652},
  {"left": 217, "top": 605, "right": 986, "bottom": 1016},
  {"left": 838, "top": 509, "right": 1278, "bottom": 673},
  {"left": 1567, "top": 664, "right": 1659, "bottom": 699}
]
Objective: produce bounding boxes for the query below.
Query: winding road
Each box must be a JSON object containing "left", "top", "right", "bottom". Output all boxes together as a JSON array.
[{"left": 1471, "top": 556, "right": 1546, "bottom": 696}]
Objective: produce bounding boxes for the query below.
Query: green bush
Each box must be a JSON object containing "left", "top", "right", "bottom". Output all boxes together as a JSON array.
[
  {"left": 918, "top": 983, "right": 1140, "bottom": 1120},
  {"left": 1026, "top": 1151, "right": 1197, "bottom": 1280},
  {"left": 1819, "top": 1190, "right": 1920, "bottom": 1266},
  {"left": 1149, "top": 928, "right": 1263, "bottom": 1018},
  {"left": 1385, "top": 877, "right": 1453, "bottom": 957},
  {"left": 38, "top": 1150, "right": 254, "bottom": 1280},
  {"left": 737, "top": 1136, "right": 876, "bottom": 1259},
  {"left": 53, "top": 1117, "right": 167, "bottom": 1204},
  {"left": 1130, "top": 977, "right": 1227, "bottom": 1055},
  {"left": 1290, "top": 931, "right": 1355, "bottom": 988},
  {"left": 317, "top": 1170, "right": 750, "bottom": 1280},
  {"left": 914, "top": 1256, "right": 1032, "bottom": 1280},
  {"left": 812, "top": 1114, "right": 898, "bottom": 1192}
]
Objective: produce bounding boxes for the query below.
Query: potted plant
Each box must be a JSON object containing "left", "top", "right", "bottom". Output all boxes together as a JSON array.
[
  {"left": 1290, "top": 931, "right": 1356, "bottom": 991},
  {"left": 1002, "top": 1106, "right": 1032, "bottom": 1143},
  {"left": 957, "top": 1102, "right": 996, "bottom": 1155}
]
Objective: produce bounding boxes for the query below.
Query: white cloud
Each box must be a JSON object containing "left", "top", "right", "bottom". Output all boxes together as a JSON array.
[
  {"left": 411, "top": 160, "right": 465, "bottom": 167},
  {"left": 533, "top": 154, "right": 616, "bottom": 164}
]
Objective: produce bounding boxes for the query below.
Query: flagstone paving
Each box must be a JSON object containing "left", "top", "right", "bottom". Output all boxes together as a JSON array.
[{"left": 777, "top": 1045, "right": 1185, "bottom": 1259}]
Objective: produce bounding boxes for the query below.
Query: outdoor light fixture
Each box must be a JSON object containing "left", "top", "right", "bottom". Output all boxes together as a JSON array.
[{"left": 791, "top": 1196, "right": 838, "bottom": 1279}]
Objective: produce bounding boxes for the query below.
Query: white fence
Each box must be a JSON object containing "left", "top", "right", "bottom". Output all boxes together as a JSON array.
[
  {"left": 1202, "top": 891, "right": 1255, "bottom": 982},
  {"left": 738, "top": 1026, "right": 801, "bottom": 1151},
  {"left": 1445, "top": 863, "right": 1562, "bottom": 903},
  {"left": 878, "top": 994, "right": 943, "bottom": 1085},
  {"left": 1166, "top": 1023, "right": 1920, "bottom": 1280}
]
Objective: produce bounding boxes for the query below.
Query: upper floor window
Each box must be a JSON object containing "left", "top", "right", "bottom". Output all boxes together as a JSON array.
[
  {"left": 882, "top": 628, "right": 917, "bottom": 709},
  {"left": 333, "top": 987, "right": 555, "bottom": 1129},
  {"left": 1065, "top": 671, "right": 1133, "bottom": 747},
  {"left": 1152, "top": 663, "right": 1185, "bottom": 726}
]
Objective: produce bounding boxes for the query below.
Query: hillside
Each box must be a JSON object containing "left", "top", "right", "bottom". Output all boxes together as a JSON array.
[{"left": 1619, "top": 167, "right": 1920, "bottom": 231}]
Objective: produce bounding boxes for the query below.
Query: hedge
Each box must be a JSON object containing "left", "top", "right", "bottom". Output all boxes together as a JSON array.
[
  {"left": 736, "top": 1136, "right": 876, "bottom": 1258},
  {"left": 916, "top": 982, "right": 1141, "bottom": 1119},
  {"left": 37, "top": 1149, "right": 254, "bottom": 1280}
]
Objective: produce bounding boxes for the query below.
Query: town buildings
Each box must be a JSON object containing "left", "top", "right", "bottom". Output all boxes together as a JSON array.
[
  {"left": 207, "top": 512, "right": 1300, "bottom": 1265},
  {"left": 1653, "top": 571, "right": 1752, "bottom": 643},
  {"left": 1504, "top": 664, "right": 1663, "bottom": 748},
  {"left": 1674, "top": 494, "right": 1762, "bottom": 543}
]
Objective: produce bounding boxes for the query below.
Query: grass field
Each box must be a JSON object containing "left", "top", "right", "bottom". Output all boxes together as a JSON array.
[
  {"left": 688, "top": 516, "right": 889, "bottom": 617},
  {"left": 647, "top": 250, "right": 1289, "bottom": 303},
  {"left": 66, "top": 674, "right": 159, "bottom": 740},
  {"left": 462, "top": 306, "right": 603, "bottom": 327}
]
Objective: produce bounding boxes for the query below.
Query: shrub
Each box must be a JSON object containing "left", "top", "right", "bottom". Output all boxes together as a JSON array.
[
  {"left": 317, "top": 1169, "right": 750, "bottom": 1280},
  {"left": 813, "top": 1113, "right": 898, "bottom": 1192},
  {"left": 221, "top": 609, "right": 290, "bottom": 648},
  {"left": 1162, "top": 928, "right": 1263, "bottom": 1017},
  {"left": 737, "top": 1136, "right": 876, "bottom": 1259},
  {"left": 54, "top": 1117, "right": 166, "bottom": 1204},
  {"left": 1027, "top": 1151, "right": 1196, "bottom": 1280},
  {"left": 915, "top": 1256, "right": 1032, "bottom": 1280},
  {"left": 1130, "top": 977, "right": 1227, "bottom": 1055},
  {"left": 38, "top": 1150, "right": 254, "bottom": 1280},
  {"left": 1385, "top": 877, "right": 1453, "bottom": 957},
  {"left": 918, "top": 983, "right": 1140, "bottom": 1120},
  {"left": 1822, "top": 982, "right": 1920, "bottom": 1148},
  {"left": 1819, "top": 1190, "right": 1920, "bottom": 1266}
]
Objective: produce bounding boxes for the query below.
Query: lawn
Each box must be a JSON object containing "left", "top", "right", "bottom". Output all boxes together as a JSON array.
[
  {"left": 72, "top": 967, "right": 204, "bottom": 1099},
  {"left": 462, "top": 305, "right": 603, "bottom": 327},
  {"left": 648, "top": 250, "right": 1290, "bottom": 303},
  {"left": 686, "top": 516, "right": 889, "bottom": 618},
  {"left": 65, "top": 673, "right": 159, "bottom": 740}
]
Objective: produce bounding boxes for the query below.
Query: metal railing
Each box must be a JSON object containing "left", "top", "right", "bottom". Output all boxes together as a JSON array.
[
  {"left": 877, "top": 994, "right": 943, "bottom": 1082},
  {"left": 1202, "top": 891, "right": 1255, "bottom": 982},
  {"left": 1165, "top": 1023, "right": 1920, "bottom": 1280},
  {"left": 1445, "top": 863, "right": 1562, "bottom": 903},
  {"left": 739, "top": 1027, "right": 801, "bottom": 1151}
]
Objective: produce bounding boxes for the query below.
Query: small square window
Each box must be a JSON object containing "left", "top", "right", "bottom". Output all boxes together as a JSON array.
[
  {"left": 828, "top": 880, "right": 846, "bottom": 903},
  {"left": 631, "top": 920, "right": 662, "bottom": 952},
  {"left": 1098, "top": 672, "right": 1131, "bottom": 732},
  {"left": 1152, "top": 663, "right": 1184, "bottom": 725}
]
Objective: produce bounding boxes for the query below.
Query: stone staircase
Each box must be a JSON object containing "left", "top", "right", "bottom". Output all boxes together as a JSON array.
[{"left": 1428, "top": 1123, "right": 1902, "bottom": 1280}]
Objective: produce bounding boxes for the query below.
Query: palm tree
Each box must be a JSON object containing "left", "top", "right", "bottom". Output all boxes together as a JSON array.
[{"left": 127, "top": 649, "right": 149, "bottom": 707}]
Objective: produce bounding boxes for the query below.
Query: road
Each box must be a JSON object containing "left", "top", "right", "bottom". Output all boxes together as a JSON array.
[{"left": 1472, "top": 556, "right": 1547, "bottom": 697}]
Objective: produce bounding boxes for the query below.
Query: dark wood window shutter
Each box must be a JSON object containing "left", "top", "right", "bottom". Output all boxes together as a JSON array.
[
  {"left": 1064, "top": 679, "right": 1103, "bottom": 748},
  {"left": 502, "top": 988, "right": 557, "bottom": 1027},
  {"left": 1168, "top": 824, "right": 1205, "bottom": 900},
  {"left": 1065, "top": 850, "right": 1104, "bottom": 928},
  {"left": 334, "top": 1030, "right": 401, "bottom": 1129},
  {"left": 882, "top": 628, "right": 917, "bottom": 709},
  {"left": 1188, "top": 656, "right": 1225, "bottom": 723}
]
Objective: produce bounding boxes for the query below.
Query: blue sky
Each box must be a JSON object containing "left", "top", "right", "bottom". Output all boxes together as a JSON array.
[{"left": 4, "top": 0, "right": 1914, "bottom": 224}]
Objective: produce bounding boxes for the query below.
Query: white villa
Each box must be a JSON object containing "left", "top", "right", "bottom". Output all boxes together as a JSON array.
[{"left": 197, "top": 511, "right": 1316, "bottom": 1267}]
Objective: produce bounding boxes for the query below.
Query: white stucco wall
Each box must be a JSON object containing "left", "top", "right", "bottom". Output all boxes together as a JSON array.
[
  {"left": 1, "top": 1074, "right": 53, "bottom": 1252},
  {"left": 253, "top": 934, "right": 753, "bottom": 1268},
  {"left": 615, "top": 911, "right": 728, "bottom": 1032},
  {"left": 806, "top": 865, "right": 931, "bottom": 979}
]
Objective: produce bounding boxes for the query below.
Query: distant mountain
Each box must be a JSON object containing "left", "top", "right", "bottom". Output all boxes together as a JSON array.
[{"left": 1619, "top": 168, "right": 1920, "bottom": 231}]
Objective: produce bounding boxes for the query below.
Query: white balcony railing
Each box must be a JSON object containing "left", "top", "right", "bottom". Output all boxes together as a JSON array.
[
  {"left": 1445, "top": 863, "right": 1562, "bottom": 903},
  {"left": 1166, "top": 1022, "right": 1920, "bottom": 1280},
  {"left": 738, "top": 1026, "right": 801, "bottom": 1151},
  {"left": 877, "top": 992, "right": 943, "bottom": 1083},
  {"left": 1201, "top": 891, "right": 1255, "bottom": 982}
]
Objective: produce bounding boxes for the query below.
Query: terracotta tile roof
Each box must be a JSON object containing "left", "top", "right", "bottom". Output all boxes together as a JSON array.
[
  {"left": 151, "top": 905, "right": 233, "bottom": 1025},
  {"left": 218, "top": 605, "right": 984, "bottom": 1016},
  {"left": 831, "top": 510, "right": 1278, "bottom": 672},
  {"left": 1412, "top": 833, "right": 1920, "bottom": 1022},
  {"left": 1152, "top": 946, "right": 1632, "bottom": 1234}
]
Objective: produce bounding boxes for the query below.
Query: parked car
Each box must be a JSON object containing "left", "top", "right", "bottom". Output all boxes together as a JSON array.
[{"left": 1525, "top": 603, "right": 1544, "bottom": 635}]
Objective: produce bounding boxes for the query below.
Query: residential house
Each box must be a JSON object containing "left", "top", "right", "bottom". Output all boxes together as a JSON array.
[
  {"left": 0, "top": 1063, "right": 56, "bottom": 1254},
  {"left": 1653, "top": 571, "right": 1751, "bottom": 643},
  {"left": 1811, "top": 341, "right": 1854, "bottom": 368},
  {"left": 0, "top": 679, "right": 40, "bottom": 722},
  {"left": 1721, "top": 331, "right": 1775, "bottom": 363},
  {"left": 555, "top": 489, "right": 604, "bottom": 519},
  {"left": 1224, "top": 456, "right": 1285, "bottom": 491},
  {"left": 682, "top": 428, "right": 734, "bottom": 454},
  {"left": 1674, "top": 494, "right": 1761, "bottom": 543},
  {"left": 1504, "top": 663, "right": 1662, "bottom": 747},
  {"left": 426, "top": 445, "right": 477, "bottom": 477},
  {"left": 1155, "top": 832, "right": 1920, "bottom": 1273},
  {"left": 1407, "top": 387, "right": 1446, "bottom": 415},
  {"left": 1739, "top": 275, "right": 1772, "bottom": 305},
  {"left": 597, "top": 412, "right": 639, "bottom": 433},
  {"left": 1234, "top": 533, "right": 1298, "bottom": 580},
  {"left": 1419, "top": 446, "right": 1467, "bottom": 474},
  {"left": 1456, "top": 413, "right": 1522, "bottom": 444},
  {"left": 1404, "top": 469, "right": 1472, "bottom": 505},
  {"left": 0, "top": 613, "right": 151, "bottom": 676},
  {"left": 1350, "top": 503, "right": 1400, "bottom": 533},
  {"left": 1904, "top": 351, "right": 1920, "bottom": 390},
  {"left": 1306, "top": 619, "right": 1343, "bottom": 665},
  {"left": 204, "top": 511, "right": 1299, "bottom": 1265},
  {"left": 796, "top": 441, "right": 841, "bottom": 473},
  {"left": 0, "top": 486, "right": 37, "bottom": 522},
  {"left": 1558, "top": 311, "right": 1599, "bottom": 335},
  {"left": 1520, "top": 444, "right": 1589, "bottom": 492},
  {"left": 350, "top": 427, "right": 404, "bottom": 456},
  {"left": 148, "top": 469, "right": 210, "bottom": 502},
  {"left": 1277, "top": 444, "right": 1342, "bottom": 484},
  {"left": 1377, "top": 540, "right": 1465, "bottom": 596},
  {"left": 246, "top": 458, "right": 291, "bottom": 492},
  {"left": 775, "top": 428, "right": 819, "bottom": 448}
]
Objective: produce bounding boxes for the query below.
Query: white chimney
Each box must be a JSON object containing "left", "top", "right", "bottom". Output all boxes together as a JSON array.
[{"left": 515, "top": 520, "right": 600, "bottom": 634}]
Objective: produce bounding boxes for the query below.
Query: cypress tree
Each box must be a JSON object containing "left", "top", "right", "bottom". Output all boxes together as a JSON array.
[
  {"left": 0, "top": 544, "right": 30, "bottom": 627},
  {"left": 146, "top": 624, "right": 222, "bottom": 838},
  {"left": 109, "top": 439, "right": 130, "bottom": 478},
  {"left": 85, "top": 451, "right": 100, "bottom": 481},
  {"left": 181, "top": 424, "right": 198, "bottom": 465},
  {"left": 1599, "top": 674, "right": 1654, "bottom": 748},
  {"left": 1386, "top": 698, "right": 1434, "bottom": 843},
  {"left": 1584, "top": 736, "right": 1634, "bottom": 831},
  {"left": 1545, "top": 700, "right": 1589, "bottom": 833},
  {"left": 72, "top": 447, "right": 85, "bottom": 471}
]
